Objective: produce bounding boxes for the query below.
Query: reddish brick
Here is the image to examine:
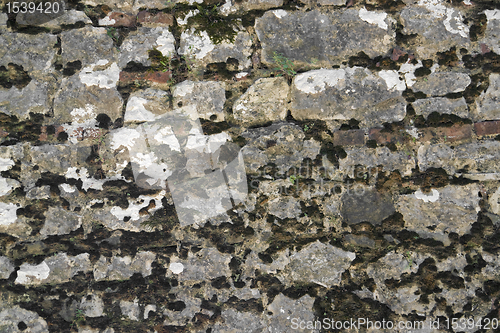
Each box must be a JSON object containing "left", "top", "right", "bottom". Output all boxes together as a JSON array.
[
  {"left": 137, "top": 11, "right": 174, "bottom": 27},
  {"left": 332, "top": 129, "right": 365, "bottom": 146},
  {"left": 368, "top": 128, "right": 404, "bottom": 145},
  {"left": 474, "top": 120, "right": 500, "bottom": 137},
  {"left": 102, "top": 12, "right": 137, "bottom": 27},
  {"left": 418, "top": 124, "right": 472, "bottom": 143},
  {"left": 39, "top": 126, "right": 48, "bottom": 141},
  {"left": 119, "top": 70, "right": 172, "bottom": 85}
]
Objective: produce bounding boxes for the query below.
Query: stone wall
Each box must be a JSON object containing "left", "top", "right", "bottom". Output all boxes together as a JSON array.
[{"left": 1, "top": 0, "right": 500, "bottom": 331}]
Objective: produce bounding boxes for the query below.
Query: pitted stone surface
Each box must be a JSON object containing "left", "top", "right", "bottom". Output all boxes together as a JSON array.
[
  {"left": 0, "top": 256, "right": 15, "bottom": 279},
  {"left": 291, "top": 68, "right": 406, "bottom": 127},
  {"left": 255, "top": 9, "right": 395, "bottom": 67},
  {"left": 167, "top": 248, "right": 232, "bottom": 281},
  {"left": 281, "top": 241, "right": 355, "bottom": 287},
  {"left": 93, "top": 251, "right": 156, "bottom": 281},
  {"left": 0, "top": 33, "right": 57, "bottom": 73},
  {"left": 412, "top": 97, "right": 468, "bottom": 118},
  {"left": 233, "top": 77, "right": 289, "bottom": 126},
  {"left": 172, "top": 80, "right": 226, "bottom": 121},
  {"left": 0, "top": 306, "right": 49, "bottom": 333},
  {"left": 475, "top": 73, "right": 500, "bottom": 121},
  {"left": 396, "top": 184, "right": 480, "bottom": 245},
  {"left": 40, "top": 207, "right": 82, "bottom": 237},
  {"left": 411, "top": 72, "right": 471, "bottom": 96},
  {"left": 60, "top": 27, "right": 117, "bottom": 67},
  {"left": 0, "top": 80, "right": 52, "bottom": 119},
  {"left": 341, "top": 185, "right": 396, "bottom": 225}
]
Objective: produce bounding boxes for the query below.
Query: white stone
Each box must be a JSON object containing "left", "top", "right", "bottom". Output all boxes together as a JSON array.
[
  {"left": 15, "top": 262, "right": 50, "bottom": 284},
  {"left": 484, "top": 9, "right": 500, "bottom": 21},
  {"left": 0, "top": 157, "right": 15, "bottom": 171},
  {"left": 110, "top": 190, "right": 165, "bottom": 221},
  {"left": 124, "top": 97, "right": 158, "bottom": 122},
  {"left": 415, "top": 189, "right": 440, "bottom": 202},
  {"left": 0, "top": 202, "right": 18, "bottom": 226},
  {"left": 169, "top": 262, "right": 184, "bottom": 274},
  {"left": 359, "top": 8, "right": 388, "bottom": 30},
  {"left": 378, "top": 70, "right": 406, "bottom": 91},
  {"left": 294, "top": 69, "right": 345, "bottom": 94},
  {"left": 155, "top": 28, "right": 176, "bottom": 56},
  {"left": 272, "top": 9, "right": 288, "bottom": 19},
  {"left": 79, "top": 61, "right": 120, "bottom": 89},
  {"left": 111, "top": 128, "right": 141, "bottom": 151}
]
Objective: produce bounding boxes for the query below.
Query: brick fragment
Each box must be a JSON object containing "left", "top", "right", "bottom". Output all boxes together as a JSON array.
[
  {"left": 474, "top": 120, "right": 500, "bottom": 137},
  {"left": 332, "top": 129, "right": 365, "bottom": 146},
  {"left": 368, "top": 128, "right": 404, "bottom": 145},
  {"left": 119, "top": 71, "right": 172, "bottom": 85},
  {"left": 137, "top": 11, "right": 174, "bottom": 27},
  {"left": 100, "top": 12, "right": 137, "bottom": 27},
  {"left": 418, "top": 124, "right": 472, "bottom": 143}
]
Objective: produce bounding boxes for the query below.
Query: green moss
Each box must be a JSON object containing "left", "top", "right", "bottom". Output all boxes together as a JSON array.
[{"left": 187, "top": 4, "right": 238, "bottom": 45}]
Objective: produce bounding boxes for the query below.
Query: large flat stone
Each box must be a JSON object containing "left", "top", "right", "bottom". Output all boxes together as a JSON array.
[
  {"left": 396, "top": 184, "right": 480, "bottom": 245},
  {"left": 0, "top": 80, "right": 52, "bottom": 120},
  {"left": 480, "top": 9, "right": 500, "bottom": 55},
  {"left": 412, "top": 97, "right": 468, "bottom": 118},
  {"left": 411, "top": 72, "right": 471, "bottom": 96},
  {"left": 172, "top": 80, "right": 226, "bottom": 122},
  {"left": 290, "top": 68, "right": 406, "bottom": 127},
  {"left": 124, "top": 88, "right": 172, "bottom": 123},
  {"left": 40, "top": 207, "right": 82, "bottom": 237},
  {"left": 341, "top": 185, "right": 396, "bottom": 225},
  {"left": 255, "top": 9, "right": 395, "bottom": 67}
]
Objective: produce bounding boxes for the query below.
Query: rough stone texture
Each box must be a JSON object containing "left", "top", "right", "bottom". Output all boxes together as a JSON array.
[
  {"left": 172, "top": 80, "right": 226, "bottom": 121},
  {"left": 212, "top": 308, "right": 266, "bottom": 333},
  {"left": 80, "top": 294, "right": 105, "bottom": 318},
  {"left": 399, "top": 5, "right": 470, "bottom": 59},
  {"left": 137, "top": 11, "right": 174, "bottom": 27},
  {"left": 124, "top": 88, "right": 171, "bottom": 123},
  {"left": 396, "top": 184, "right": 480, "bottom": 245},
  {"left": 93, "top": 251, "right": 156, "bottom": 281},
  {"left": 0, "top": 256, "right": 15, "bottom": 279},
  {"left": 0, "top": 306, "right": 49, "bottom": 333},
  {"left": 23, "top": 9, "right": 92, "bottom": 28},
  {"left": 60, "top": 27, "right": 117, "bottom": 67},
  {"left": 341, "top": 185, "right": 396, "bottom": 225},
  {"left": 268, "top": 196, "right": 302, "bottom": 219},
  {"left": 412, "top": 72, "right": 471, "bottom": 96},
  {"left": 291, "top": 68, "right": 406, "bottom": 127},
  {"left": 0, "top": 13, "right": 8, "bottom": 30},
  {"left": 119, "top": 27, "right": 176, "bottom": 69},
  {"left": 40, "top": 207, "right": 82, "bottom": 237},
  {"left": 281, "top": 241, "right": 355, "bottom": 287},
  {"left": 267, "top": 294, "right": 318, "bottom": 333},
  {"left": 0, "top": 32, "right": 57, "bottom": 73},
  {"left": 15, "top": 253, "right": 92, "bottom": 285},
  {"left": 332, "top": 129, "right": 365, "bottom": 146},
  {"left": 255, "top": 9, "right": 395, "bottom": 67},
  {"left": 241, "top": 122, "right": 321, "bottom": 175},
  {"left": 0, "top": 80, "right": 52, "bottom": 120},
  {"left": 475, "top": 73, "right": 500, "bottom": 121},
  {"left": 53, "top": 72, "right": 123, "bottom": 124},
  {"left": 167, "top": 248, "right": 232, "bottom": 281},
  {"left": 179, "top": 29, "right": 252, "bottom": 70},
  {"left": 120, "top": 299, "right": 140, "bottom": 321},
  {"left": 418, "top": 141, "right": 500, "bottom": 177},
  {"left": 340, "top": 146, "right": 416, "bottom": 176},
  {"left": 233, "top": 77, "right": 289, "bottom": 126},
  {"left": 221, "top": 0, "right": 284, "bottom": 14},
  {"left": 480, "top": 9, "right": 500, "bottom": 55},
  {"left": 418, "top": 124, "right": 472, "bottom": 143},
  {"left": 412, "top": 97, "right": 468, "bottom": 118}
]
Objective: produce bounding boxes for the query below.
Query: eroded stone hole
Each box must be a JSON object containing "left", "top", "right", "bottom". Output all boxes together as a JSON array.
[{"left": 0, "top": 63, "right": 31, "bottom": 89}]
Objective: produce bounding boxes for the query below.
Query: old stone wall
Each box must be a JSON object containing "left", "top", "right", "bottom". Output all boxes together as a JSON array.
[{"left": 1, "top": 0, "right": 500, "bottom": 331}]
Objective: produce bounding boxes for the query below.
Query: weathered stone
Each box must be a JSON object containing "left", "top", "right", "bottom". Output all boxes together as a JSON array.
[
  {"left": 98, "top": 12, "right": 136, "bottom": 27},
  {"left": 233, "top": 77, "right": 289, "bottom": 126},
  {"left": 480, "top": 9, "right": 500, "bottom": 55},
  {"left": 26, "top": 186, "right": 51, "bottom": 200},
  {"left": 475, "top": 73, "right": 500, "bottom": 121},
  {"left": 418, "top": 141, "right": 500, "bottom": 177},
  {"left": 0, "top": 256, "right": 15, "bottom": 279},
  {"left": 241, "top": 122, "right": 321, "bottom": 175},
  {"left": 29, "top": 145, "right": 90, "bottom": 176},
  {"left": 162, "top": 291, "right": 202, "bottom": 326},
  {"left": 418, "top": 124, "right": 472, "bottom": 143},
  {"left": 281, "top": 241, "right": 355, "bottom": 287},
  {"left": 0, "top": 80, "right": 51, "bottom": 120},
  {"left": 267, "top": 294, "right": 317, "bottom": 333},
  {"left": 93, "top": 251, "right": 156, "bottom": 281},
  {"left": 220, "top": 0, "right": 284, "bottom": 14},
  {"left": 120, "top": 299, "right": 140, "bottom": 321},
  {"left": 332, "top": 129, "right": 365, "bottom": 146},
  {"left": 53, "top": 70, "right": 123, "bottom": 124},
  {"left": 268, "top": 196, "right": 302, "bottom": 219},
  {"left": 0, "top": 306, "right": 49, "bottom": 333},
  {"left": 60, "top": 26, "right": 117, "bottom": 67},
  {"left": 24, "top": 9, "right": 92, "bottom": 28},
  {"left": 412, "top": 97, "right": 468, "bottom": 118},
  {"left": 168, "top": 248, "right": 231, "bottom": 281},
  {"left": 474, "top": 120, "right": 500, "bottom": 137},
  {"left": 15, "top": 253, "right": 92, "bottom": 285},
  {"left": 341, "top": 185, "right": 396, "bottom": 225},
  {"left": 119, "top": 27, "right": 175, "bottom": 68},
  {"left": 412, "top": 72, "right": 471, "bottom": 96},
  {"left": 368, "top": 128, "right": 405, "bottom": 144},
  {"left": 0, "top": 13, "right": 7, "bottom": 30},
  {"left": 213, "top": 309, "right": 266, "bottom": 333},
  {"left": 81, "top": 0, "right": 134, "bottom": 11},
  {"left": 179, "top": 29, "right": 252, "bottom": 70},
  {"left": 137, "top": 11, "right": 174, "bottom": 27},
  {"left": 340, "top": 146, "right": 416, "bottom": 176},
  {"left": 119, "top": 70, "right": 172, "bottom": 85},
  {"left": 80, "top": 294, "right": 105, "bottom": 318},
  {"left": 172, "top": 80, "right": 226, "bottom": 121},
  {"left": 0, "top": 32, "right": 57, "bottom": 73},
  {"left": 366, "top": 251, "right": 423, "bottom": 284},
  {"left": 396, "top": 184, "right": 480, "bottom": 245},
  {"left": 290, "top": 68, "right": 406, "bottom": 127},
  {"left": 40, "top": 207, "right": 82, "bottom": 237},
  {"left": 399, "top": 5, "right": 470, "bottom": 59},
  {"left": 255, "top": 9, "right": 395, "bottom": 67},
  {"left": 124, "top": 88, "right": 171, "bottom": 123}
]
